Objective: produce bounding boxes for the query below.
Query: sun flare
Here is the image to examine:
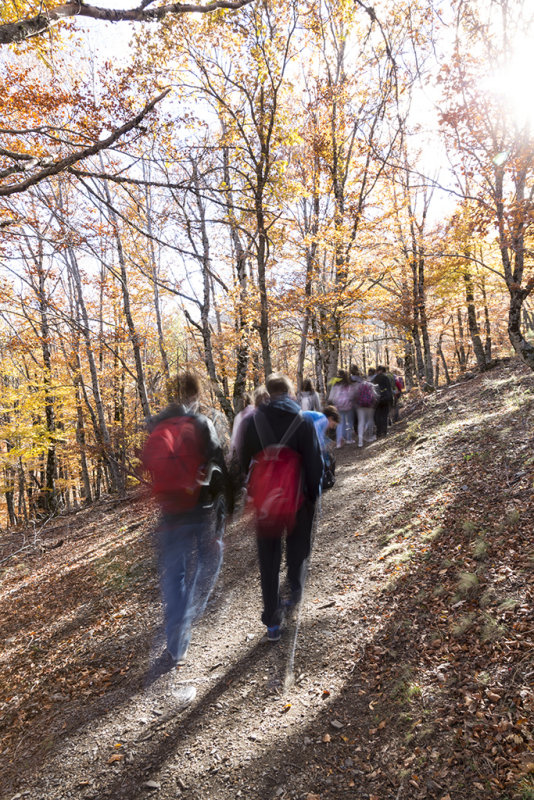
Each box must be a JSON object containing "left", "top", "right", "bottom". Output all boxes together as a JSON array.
[{"left": 487, "top": 35, "right": 534, "bottom": 131}]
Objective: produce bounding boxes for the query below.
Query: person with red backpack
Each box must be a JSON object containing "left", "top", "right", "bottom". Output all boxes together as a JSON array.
[
  {"left": 142, "top": 372, "right": 233, "bottom": 693},
  {"left": 240, "top": 373, "right": 323, "bottom": 642}
]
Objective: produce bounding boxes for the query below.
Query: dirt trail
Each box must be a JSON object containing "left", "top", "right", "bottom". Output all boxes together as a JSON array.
[{"left": 1, "top": 360, "right": 533, "bottom": 800}]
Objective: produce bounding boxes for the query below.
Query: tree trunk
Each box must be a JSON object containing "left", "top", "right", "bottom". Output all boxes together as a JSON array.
[
  {"left": 190, "top": 161, "right": 234, "bottom": 420},
  {"left": 479, "top": 272, "right": 492, "bottom": 360},
  {"left": 437, "top": 330, "right": 451, "bottom": 385},
  {"left": 464, "top": 266, "right": 487, "bottom": 371},
  {"left": 509, "top": 287, "right": 534, "bottom": 370},
  {"left": 143, "top": 166, "right": 170, "bottom": 385},
  {"left": 100, "top": 177, "right": 151, "bottom": 419},
  {"left": 66, "top": 247, "right": 121, "bottom": 492},
  {"left": 453, "top": 310, "right": 467, "bottom": 371}
]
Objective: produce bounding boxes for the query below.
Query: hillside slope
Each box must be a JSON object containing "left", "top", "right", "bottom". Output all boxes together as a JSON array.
[{"left": 1, "top": 359, "right": 533, "bottom": 800}]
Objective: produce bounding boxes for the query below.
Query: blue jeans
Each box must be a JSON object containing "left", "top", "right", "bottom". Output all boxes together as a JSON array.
[
  {"left": 158, "top": 499, "right": 225, "bottom": 660},
  {"left": 337, "top": 409, "right": 354, "bottom": 445}
]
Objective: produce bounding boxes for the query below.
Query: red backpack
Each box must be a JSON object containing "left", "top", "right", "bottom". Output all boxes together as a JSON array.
[
  {"left": 246, "top": 413, "right": 304, "bottom": 533},
  {"left": 142, "top": 415, "right": 207, "bottom": 513}
]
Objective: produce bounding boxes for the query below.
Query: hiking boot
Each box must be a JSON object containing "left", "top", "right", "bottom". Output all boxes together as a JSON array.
[
  {"left": 266, "top": 625, "right": 281, "bottom": 642},
  {"left": 171, "top": 684, "right": 197, "bottom": 707}
]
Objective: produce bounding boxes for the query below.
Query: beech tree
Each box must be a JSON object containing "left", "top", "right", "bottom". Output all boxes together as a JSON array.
[{"left": 439, "top": 0, "right": 534, "bottom": 371}]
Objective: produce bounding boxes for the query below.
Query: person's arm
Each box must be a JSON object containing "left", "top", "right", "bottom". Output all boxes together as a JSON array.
[
  {"left": 299, "top": 417, "right": 324, "bottom": 502},
  {"left": 239, "top": 414, "right": 262, "bottom": 475},
  {"left": 198, "top": 415, "right": 235, "bottom": 514}
]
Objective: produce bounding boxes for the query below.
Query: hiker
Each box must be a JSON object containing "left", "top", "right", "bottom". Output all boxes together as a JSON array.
[
  {"left": 229, "top": 386, "right": 270, "bottom": 503},
  {"left": 297, "top": 378, "right": 322, "bottom": 411},
  {"left": 302, "top": 404, "right": 340, "bottom": 490},
  {"left": 229, "top": 392, "right": 255, "bottom": 459},
  {"left": 350, "top": 364, "right": 364, "bottom": 384},
  {"left": 350, "top": 364, "right": 364, "bottom": 440},
  {"left": 183, "top": 375, "right": 231, "bottom": 457},
  {"left": 328, "top": 369, "right": 356, "bottom": 447},
  {"left": 391, "top": 371, "right": 405, "bottom": 423},
  {"left": 371, "top": 365, "right": 393, "bottom": 438},
  {"left": 385, "top": 368, "right": 397, "bottom": 427},
  {"left": 142, "top": 372, "right": 233, "bottom": 687},
  {"left": 240, "top": 373, "right": 323, "bottom": 641},
  {"left": 354, "top": 378, "right": 378, "bottom": 447}
]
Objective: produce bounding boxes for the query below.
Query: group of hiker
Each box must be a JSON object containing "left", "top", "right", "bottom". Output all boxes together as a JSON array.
[
  {"left": 141, "top": 365, "right": 404, "bottom": 699},
  {"left": 326, "top": 364, "right": 405, "bottom": 445}
]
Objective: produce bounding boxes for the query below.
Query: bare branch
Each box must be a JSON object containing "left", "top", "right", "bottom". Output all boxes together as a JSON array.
[
  {"left": 0, "top": 90, "right": 169, "bottom": 197},
  {"left": 0, "top": 0, "right": 254, "bottom": 45}
]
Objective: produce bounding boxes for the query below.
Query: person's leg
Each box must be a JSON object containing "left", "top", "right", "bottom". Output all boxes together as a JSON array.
[
  {"left": 192, "top": 497, "right": 225, "bottom": 621},
  {"left": 363, "top": 407, "right": 376, "bottom": 441},
  {"left": 286, "top": 500, "right": 315, "bottom": 601},
  {"left": 256, "top": 530, "right": 283, "bottom": 627},
  {"left": 158, "top": 515, "right": 197, "bottom": 661},
  {"left": 336, "top": 413, "right": 344, "bottom": 447},
  {"left": 356, "top": 406, "right": 364, "bottom": 446},
  {"left": 345, "top": 408, "right": 355, "bottom": 443},
  {"left": 375, "top": 403, "right": 388, "bottom": 437}
]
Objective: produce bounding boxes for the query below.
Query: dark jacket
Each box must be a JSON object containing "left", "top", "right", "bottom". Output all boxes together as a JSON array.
[
  {"left": 146, "top": 403, "right": 233, "bottom": 513},
  {"left": 371, "top": 373, "right": 393, "bottom": 405},
  {"left": 240, "top": 395, "right": 323, "bottom": 503}
]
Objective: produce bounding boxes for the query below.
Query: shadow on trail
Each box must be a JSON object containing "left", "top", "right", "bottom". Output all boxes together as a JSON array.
[
  {"left": 1, "top": 503, "right": 262, "bottom": 795},
  {"left": 6, "top": 362, "right": 534, "bottom": 800}
]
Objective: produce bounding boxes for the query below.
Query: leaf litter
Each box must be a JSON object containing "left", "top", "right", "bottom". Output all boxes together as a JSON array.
[{"left": 0, "top": 359, "right": 533, "bottom": 800}]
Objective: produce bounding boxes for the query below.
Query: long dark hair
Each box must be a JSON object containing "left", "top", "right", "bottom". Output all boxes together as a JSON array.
[{"left": 302, "top": 378, "right": 314, "bottom": 393}]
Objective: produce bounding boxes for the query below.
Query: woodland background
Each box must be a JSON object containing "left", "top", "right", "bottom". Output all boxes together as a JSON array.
[{"left": 1, "top": 0, "right": 534, "bottom": 525}]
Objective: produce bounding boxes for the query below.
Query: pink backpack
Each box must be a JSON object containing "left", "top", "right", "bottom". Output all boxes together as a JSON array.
[{"left": 356, "top": 381, "right": 377, "bottom": 408}]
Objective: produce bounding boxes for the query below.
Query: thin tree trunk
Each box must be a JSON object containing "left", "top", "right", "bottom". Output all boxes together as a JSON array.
[
  {"left": 464, "top": 265, "right": 487, "bottom": 371},
  {"left": 66, "top": 247, "right": 120, "bottom": 492},
  {"left": 100, "top": 177, "right": 151, "bottom": 419},
  {"left": 480, "top": 272, "right": 493, "bottom": 360},
  {"left": 143, "top": 166, "right": 170, "bottom": 383},
  {"left": 437, "top": 331, "right": 451, "bottom": 385}
]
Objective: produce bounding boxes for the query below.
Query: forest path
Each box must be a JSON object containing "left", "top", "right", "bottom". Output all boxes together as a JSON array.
[{"left": 1, "top": 359, "right": 533, "bottom": 800}]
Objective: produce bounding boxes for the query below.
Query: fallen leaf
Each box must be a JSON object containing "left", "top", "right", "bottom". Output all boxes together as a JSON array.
[{"left": 107, "top": 754, "right": 123, "bottom": 764}]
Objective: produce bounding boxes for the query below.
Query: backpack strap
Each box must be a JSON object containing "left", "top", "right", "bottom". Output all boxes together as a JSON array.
[
  {"left": 254, "top": 411, "right": 303, "bottom": 451},
  {"left": 280, "top": 412, "right": 303, "bottom": 446}
]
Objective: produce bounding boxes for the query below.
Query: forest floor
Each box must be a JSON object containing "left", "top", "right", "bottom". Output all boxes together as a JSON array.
[{"left": 1, "top": 359, "right": 533, "bottom": 800}]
